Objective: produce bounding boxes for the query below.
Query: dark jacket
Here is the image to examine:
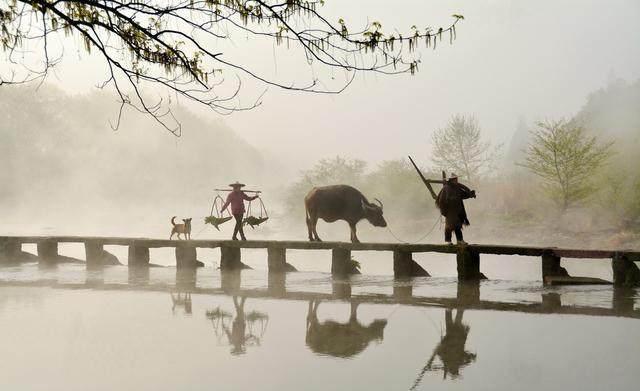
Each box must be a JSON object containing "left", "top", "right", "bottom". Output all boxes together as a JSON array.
[{"left": 436, "top": 181, "right": 475, "bottom": 229}]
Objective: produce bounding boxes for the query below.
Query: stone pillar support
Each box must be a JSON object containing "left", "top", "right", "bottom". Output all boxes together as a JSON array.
[
  {"left": 37, "top": 239, "right": 58, "bottom": 265},
  {"left": 393, "top": 250, "right": 430, "bottom": 278},
  {"left": 176, "top": 245, "right": 198, "bottom": 269},
  {"left": 457, "top": 245, "right": 486, "bottom": 281},
  {"left": 128, "top": 243, "right": 150, "bottom": 267}
]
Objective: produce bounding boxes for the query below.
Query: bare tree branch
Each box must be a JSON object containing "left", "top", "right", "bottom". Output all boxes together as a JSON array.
[{"left": 1, "top": 0, "right": 464, "bottom": 134}]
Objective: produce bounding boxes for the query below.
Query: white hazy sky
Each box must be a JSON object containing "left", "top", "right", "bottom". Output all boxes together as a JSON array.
[{"left": 47, "top": 0, "right": 640, "bottom": 168}]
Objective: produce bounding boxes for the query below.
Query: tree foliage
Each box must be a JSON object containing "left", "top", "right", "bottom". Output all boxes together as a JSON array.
[
  {"left": 0, "top": 0, "right": 463, "bottom": 134},
  {"left": 519, "top": 119, "right": 613, "bottom": 211},
  {"left": 286, "top": 155, "right": 366, "bottom": 202},
  {"left": 431, "top": 114, "right": 500, "bottom": 182}
]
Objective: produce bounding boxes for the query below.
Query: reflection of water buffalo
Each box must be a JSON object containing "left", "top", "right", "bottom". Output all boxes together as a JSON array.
[
  {"left": 304, "top": 185, "right": 387, "bottom": 243},
  {"left": 305, "top": 300, "right": 387, "bottom": 358}
]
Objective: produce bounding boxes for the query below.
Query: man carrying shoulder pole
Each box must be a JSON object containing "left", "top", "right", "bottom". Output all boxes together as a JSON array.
[{"left": 220, "top": 181, "right": 260, "bottom": 241}]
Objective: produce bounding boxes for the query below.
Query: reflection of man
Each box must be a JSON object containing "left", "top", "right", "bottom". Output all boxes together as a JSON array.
[
  {"left": 223, "top": 296, "right": 247, "bottom": 355},
  {"left": 219, "top": 296, "right": 268, "bottom": 355},
  {"left": 410, "top": 308, "right": 477, "bottom": 389},
  {"left": 429, "top": 309, "right": 476, "bottom": 379},
  {"left": 436, "top": 175, "right": 476, "bottom": 245}
]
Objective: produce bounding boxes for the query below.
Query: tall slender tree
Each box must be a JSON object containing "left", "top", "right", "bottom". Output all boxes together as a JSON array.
[
  {"left": 519, "top": 119, "right": 613, "bottom": 212},
  {"left": 431, "top": 114, "right": 500, "bottom": 182}
]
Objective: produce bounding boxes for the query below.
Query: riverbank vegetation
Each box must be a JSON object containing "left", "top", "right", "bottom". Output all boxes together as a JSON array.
[{"left": 283, "top": 78, "right": 640, "bottom": 248}]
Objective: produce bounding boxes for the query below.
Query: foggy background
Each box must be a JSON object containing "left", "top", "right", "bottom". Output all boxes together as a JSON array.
[{"left": 1, "top": 0, "right": 639, "bottom": 249}]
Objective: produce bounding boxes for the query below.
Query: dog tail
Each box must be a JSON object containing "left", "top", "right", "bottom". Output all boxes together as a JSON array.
[{"left": 171, "top": 216, "right": 177, "bottom": 226}]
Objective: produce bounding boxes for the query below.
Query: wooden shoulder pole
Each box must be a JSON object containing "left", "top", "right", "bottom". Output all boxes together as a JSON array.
[{"left": 408, "top": 156, "right": 438, "bottom": 200}]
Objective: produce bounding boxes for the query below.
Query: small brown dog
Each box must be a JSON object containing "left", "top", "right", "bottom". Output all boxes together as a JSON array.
[{"left": 170, "top": 216, "right": 192, "bottom": 240}]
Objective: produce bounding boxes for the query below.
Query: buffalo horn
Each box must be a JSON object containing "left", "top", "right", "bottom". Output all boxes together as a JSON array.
[{"left": 374, "top": 198, "right": 384, "bottom": 209}]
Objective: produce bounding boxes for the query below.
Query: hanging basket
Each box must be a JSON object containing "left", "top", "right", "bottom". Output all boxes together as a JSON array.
[
  {"left": 243, "top": 197, "right": 269, "bottom": 229},
  {"left": 205, "top": 195, "right": 233, "bottom": 231}
]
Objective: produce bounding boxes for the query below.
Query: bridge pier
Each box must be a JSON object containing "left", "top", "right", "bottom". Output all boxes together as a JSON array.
[
  {"left": 128, "top": 244, "right": 150, "bottom": 267},
  {"left": 457, "top": 281, "right": 481, "bottom": 305},
  {"left": 220, "top": 246, "right": 250, "bottom": 270},
  {"left": 176, "top": 246, "right": 198, "bottom": 269},
  {"left": 612, "top": 253, "right": 640, "bottom": 287},
  {"left": 85, "top": 241, "right": 104, "bottom": 267},
  {"left": 457, "top": 246, "right": 486, "bottom": 280},
  {"left": 128, "top": 266, "right": 150, "bottom": 285},
  {"left": 37, "top": 240, "right": 58, "bottom": 265},
  {"left": 0, "top": 238, "right": 21, "bottom": 263},
  {"left": 542, "top": 292, "right": 562, "bottom": 311},
  {"left": 612, "top": 287, "right": 636, "bottom": 313},
  {"left": 542, "top": 250, "right": 569, "bottom": 284},
  {"left": 85, "top": 241, "right": 120, "bottom": 268},
  {"left": 221, "top": 269, "right": 242, "bottom": 293},
  {"left": 268, "top": 271, "right": 286, "bottom": 297},
  {"left": 331, "top": 248, "right": 360, "bottom": 276},
  {"left": 332, "top": 276, "right": 352, "bottom": 299},
  {"left": 393, "top": 250, "right": 430, "bottom": 278},
  {"left": 176, "top": 268, "right": 197, "bottom": 290},
  {"left": 393, "top": 280, "right": 413, "bottom": 300},
  {"left": 267, "top": 247, "right": 297, "bottom": 272}
]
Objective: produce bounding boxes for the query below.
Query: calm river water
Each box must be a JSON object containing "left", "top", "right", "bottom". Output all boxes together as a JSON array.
[{"left": 1, "top": 254, "right": 639, "bottom": 391}]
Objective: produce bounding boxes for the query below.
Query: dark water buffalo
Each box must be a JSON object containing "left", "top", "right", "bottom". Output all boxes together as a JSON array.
[
  {"left": 305, "top": 301, "right": 387, "bottom": 358},
  {"left": 304, "top": 184, "right": 387, "bottom": 243}
]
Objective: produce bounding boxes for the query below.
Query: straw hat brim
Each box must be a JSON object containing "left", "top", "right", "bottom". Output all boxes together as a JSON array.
[{"left": 229, "top": 182, "right": 246, "bottom": 188}]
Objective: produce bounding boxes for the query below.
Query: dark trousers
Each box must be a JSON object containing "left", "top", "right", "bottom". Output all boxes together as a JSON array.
[
  {"left": 445, "top": 227, "right": 463, "bottom": 242},
  {"left": 233, "top": 213, "right": 246, "bottom": 240}
]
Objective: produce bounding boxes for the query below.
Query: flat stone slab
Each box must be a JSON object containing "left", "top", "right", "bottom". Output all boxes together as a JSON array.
[
  {"left": 2, "top": 236, "right": 639, "bottom": 260},
  {"left": 544, "top": 276, "right": 612, "bottom": 285}
]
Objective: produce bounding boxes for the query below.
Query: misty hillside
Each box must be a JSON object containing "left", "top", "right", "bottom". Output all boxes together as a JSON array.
[
  {"left": 575, "top": 78, "right": 640, "bottom": 172},
  {"left": 576, "top": 78, "right": 640, "bottom": 138},
  {"left": 0, "top": 85, "right": 274, "bottom": 235}
]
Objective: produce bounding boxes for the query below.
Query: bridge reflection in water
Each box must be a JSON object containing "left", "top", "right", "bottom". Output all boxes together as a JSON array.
[{"left": 1, "top": 265, "right": 638, "bottom": 381}]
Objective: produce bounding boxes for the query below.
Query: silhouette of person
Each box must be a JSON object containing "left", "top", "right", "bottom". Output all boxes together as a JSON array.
[
  {"left": 411, "top": 308, "right": 476, "bottom": 389},
  {"left": 221, "top": 182, "right": 259, "bottom": 241},
  {"left": 426, "top": 308, "right": 476, "bottom": 379},
  {"left": 436, "top": 174, "right": 476, "bottom": 244}
]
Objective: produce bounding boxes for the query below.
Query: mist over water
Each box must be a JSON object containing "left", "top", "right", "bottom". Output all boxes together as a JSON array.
[{"left": 1, "top": 264, "right": 639, "bottom": 391}]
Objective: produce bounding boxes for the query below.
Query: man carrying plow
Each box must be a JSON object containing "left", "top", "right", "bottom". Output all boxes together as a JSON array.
[{"left": 409, "top": 157, "right": 476, "bottom": 245}]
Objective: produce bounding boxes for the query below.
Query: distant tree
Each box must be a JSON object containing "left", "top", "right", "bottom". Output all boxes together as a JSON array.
[
  {"left": 297, "top": 156, "right": 366, "bottom": 186},
  {"left": 363, "top": 159, "right": 437, "bottom": 221},
  {"left": 285, "top": 156, "right": 366, "bottom": 215},
  {"left": 519, "top": 119, "right": 614, "bottom": 212},
  {"left": 505, "top": 115, "right": 530, "bottom": 164},
  {"left": 0, "top": 0, "right": 464, "bottom": 134},
  {"left": 431, "top": 114, "right": 501, "bottom": 182}
]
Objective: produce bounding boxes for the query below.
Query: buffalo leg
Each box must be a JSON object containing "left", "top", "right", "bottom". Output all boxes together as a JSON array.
[
  {"left": 313, "top": 224, "right": 322, "bottom": 242},
  {"left": 307, "top": 213, "right": 322, "bottom": 242},
  {"left": 306, "top": 212, "right": 314, "bottom": 241},
  {"left": 349, "top": 223, "right": 360, "bottom": 243},
  {"left": 311, "top": 215, "right": 322, "bottom": 242}
]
